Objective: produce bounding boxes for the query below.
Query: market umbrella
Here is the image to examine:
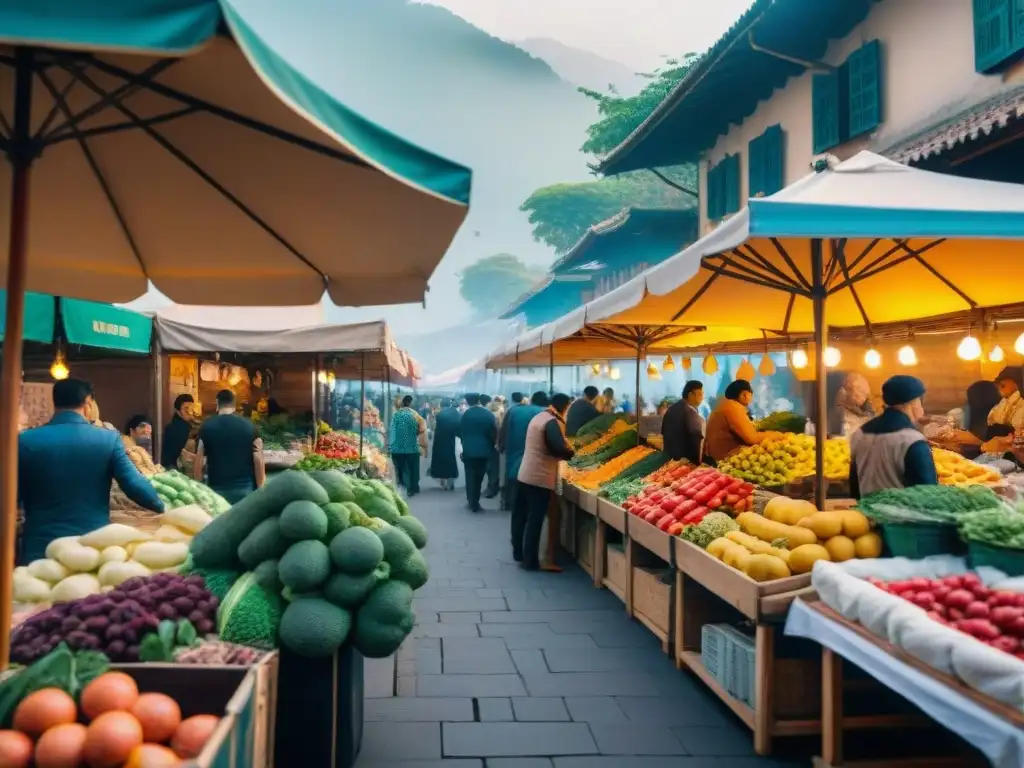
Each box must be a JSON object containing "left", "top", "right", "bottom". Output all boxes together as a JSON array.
[
  {"left": 0, "top": 0, "right": 472, "bottom": 665},
  {"left": 583, "top": 151, "right": 1024, "bottom": 505}
]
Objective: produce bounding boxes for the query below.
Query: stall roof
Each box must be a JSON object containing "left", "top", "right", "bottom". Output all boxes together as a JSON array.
[
  {"left": 0, "top": 292, "right": 151, "bottom": 353},
  {"left": 599, "top": 0, "right": 876, "bottom": 173}
]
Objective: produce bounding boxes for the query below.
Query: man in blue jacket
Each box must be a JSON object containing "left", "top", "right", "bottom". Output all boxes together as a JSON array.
[
  {"left": 459, "top": 393, "right": 497, "bottom": 513},
  {"left": 18, "top": 379, "right": 165, "bottom": 563},
  {"left": 499, "top": 391, "right": 547, "bottom": 514}
]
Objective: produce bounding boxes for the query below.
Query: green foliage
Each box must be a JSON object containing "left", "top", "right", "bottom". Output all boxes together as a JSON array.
[
  {"left": 458, "top": 254, "right": 547, "bottom": 317},
  {"left": 579, "top": 54, "right": 698, "bottom": 155}
]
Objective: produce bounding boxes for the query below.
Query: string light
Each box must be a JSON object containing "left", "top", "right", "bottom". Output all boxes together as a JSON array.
[
  {"left": 681, "top": 356, "right": 692, "bottom": 371},
  {"left": 49, "top": 350, "right": 69, "bottom": 381},
  {"left": 790, "top": 349, "right": 809, "bottom": 369},
  {"left": 823, "top": 346, "right": 842, "bottom": 368},
  {"left": 316, "top": 371, "right": 329, "bottom": 384},
  {"left": 590, "top": 363, "right": 601, "bottom": 376},
  {"left": 702, "top": 353, "right": 719, "bottom": 374},
  {"left": 663, "top": 355, "right": 676, "bottom": 372},
  {"left": 988, "top": 344, "right": 1005, "bottom": 363},
  {"left": 609, "top": 367, "right": 621, "bottom": 381},
  {"left": 646, "top": 362, "right": 661, "bottom": 380},
  {"left": 956, "top": 335, "right": 982, "bottom": 361},
  {"left": 897, "top": 344, "right": 918, "bottom": 366},
  {"left": 1015, "top": 332, "right": 1024, "bottom": 356},
  {"left": 864, "top": 348, "right": 882, "bottom": 369},
  {"left": 736, "top": 358, "right": 756, "bottom": 381},
  {"left": 758, "top": 354, "right": 776, "bottom": 376}
]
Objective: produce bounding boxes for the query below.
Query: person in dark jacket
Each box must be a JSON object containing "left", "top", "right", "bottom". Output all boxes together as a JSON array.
[
  {"left": 850, "top": 375, "right": 938, "bottom": 499},
  {"left": 161, "top": 393, "right": 194, "bottom": 469},
  {"left": 514, "top": 393, "right": 575, "bottom": 571},
  {"left": 18, "top": 379, "right": 164, "bottom": 563},
  {"left": 662, "top": 380, "right": 706, "bottom": 464},
  {"left": 459, "top": 393, "right": 497, "bottom": 512},
  {"left": 194, "top": 390, "right": 266, "bottom": 504},
  {"left": 500, "top": 392, "right": 546, "bottom": 515},
  {"left": 565, "top": 386, "right": 601, "bottom": 437},
  {"left": 430, "top": 399, "right": 461, "bottom": 490},
  {"left": 479, "top": 394, "right": 500, "bottom": 499}
]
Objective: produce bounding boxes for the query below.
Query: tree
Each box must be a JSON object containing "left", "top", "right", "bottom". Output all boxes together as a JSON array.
[
  {"left": 520, "top": 54, "right": 700, "bottom": 253},
  {"left": 458, "top": 254, "right": 547, "bottom": 318},
  {"left": 520, "top": 170, "right": 695, "bottom": 254}
]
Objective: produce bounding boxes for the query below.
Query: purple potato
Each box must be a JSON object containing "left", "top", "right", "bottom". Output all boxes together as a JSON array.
[
  {"left": 77, "top": 602, "right": 101, "bottom": 618},
  {"left": 184, "top": 575, "right": 204, "bottom": 587},
  {"left": 108, "top": 590, "right": 126, "bottom": 602},
  {"left": 196, "top": 618, "right": 214, "bottom": 635},
  {"left": 14, "top": 625, "right": 37, "bottom": 642},
  {"left": 196, "top": 600, "right": 210, "bottom": 614},
  {"left": 106, "top": 639, "right": 126, "bottom": 659},
  {"left": 144, "top": 614, "right": 160, "bottom": 629},
  {"left": 81, "top": 635, "right": 101, "bottom": 650},
  {"left": 105, "top": 624, "right": 124, "bottom": 641},
  {"left": 157, "top": 604, "right": 177, "bottom": 620},
  {"left": 166, "top": 583, "right": 187, "bottom": 599},
  {"left": 188, "top": 610, "right": 205, "bottom": 626},
  {"left": 172, "top": 597, "right": 194, "bottom": 614},
  {"left": 207, "top": 596, "right": 219, "bottom": 610},
  {"left": 121, "top": 627, "right": 138, "bottom": 644},
  {"left": 65, "top": 630, "right": 89, "bottom": 649},
  {"left": 97, "top": 598, "right": 116, "bottom": 613},
  {"left": 84, "top": 616, "right": 109, "bottom": 632},
  {"left": 127, "top": 616, "right": 147, "bottom": 632},
  {"left": 124, "top": 644, "right": 140, "bottom": 662},
  {"left": 185, "top": 585, "right": 205, "bottom": 600},
  {"left": 12, "top": 645, "right": 33, "bottom": 663},
  {"left": 121, "top": 577, "right": 145, "bottom": 592},
  {"left": 29, "top": 635, "right": 48, "bottom": 650},
  {"left": 60, "top": 616, "right": 82, "bottom": 633}
]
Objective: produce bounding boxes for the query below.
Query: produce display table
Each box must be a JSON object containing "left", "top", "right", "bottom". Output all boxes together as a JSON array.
[{"left": 786, "top": 599, "right": 1024, "bottom": 768}]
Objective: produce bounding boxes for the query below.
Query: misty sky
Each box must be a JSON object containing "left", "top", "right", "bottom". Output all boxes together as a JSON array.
[{"left": 420, "top": 0, "right": 755, "bottom": 70}]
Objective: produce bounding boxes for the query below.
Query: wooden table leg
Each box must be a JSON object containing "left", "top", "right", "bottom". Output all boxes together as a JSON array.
[
  {"left": 593, "top": 518, "right": 606, "bottom": 588},
  {"left": 754, "top": 624, "right": 775, "bottom": 755},
  {"left": 624, "top": 536, "right": 634, "bottom": 616},
  {"left": 821, "top": 648, "right": 844, "bottom": 767},
  {"left": 674, "top": 570, "right": 685, "bottom": 670}
]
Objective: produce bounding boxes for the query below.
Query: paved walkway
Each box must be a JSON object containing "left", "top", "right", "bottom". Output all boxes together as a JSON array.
[{"left": 355, "top": 483, "right": 808, "bottom": 768}]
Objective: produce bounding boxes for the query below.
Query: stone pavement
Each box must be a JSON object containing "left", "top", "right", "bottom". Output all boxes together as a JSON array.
[{"left": 354, "top": 484, "right": 808, "bottom": 768}]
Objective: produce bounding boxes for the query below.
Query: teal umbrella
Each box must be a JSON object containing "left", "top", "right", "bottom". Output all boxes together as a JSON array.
[{"left": 0, "top": 0, "right": 472, "bottom": 665}]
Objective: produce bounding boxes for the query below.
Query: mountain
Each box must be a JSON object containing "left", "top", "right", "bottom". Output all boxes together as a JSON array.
[
  {"left": 233, "top": 0, "right": 598, "bottom": 351},
  {"left": 515, "top": 38, "right": 644, "bottom": 96}
]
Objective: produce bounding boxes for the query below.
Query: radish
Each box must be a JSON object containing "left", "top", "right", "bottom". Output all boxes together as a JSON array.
[
  {"left": 991, "top": 636, "right": 1020, "bottom": 654},
  {"left": 944, "top": 589, "right": 974, "bottom": 610},
  {"left": 990, "top": 606, "right": 1023, "bottom": 631},
  {"left": 965, "top": 601, "right": 991, "bottom": 619},
  {"left": 911, "top": 593, "right": 935, "bottom": 610},
  {"left": 956, "top": 619, "right": 1000, "bottom": 641}
]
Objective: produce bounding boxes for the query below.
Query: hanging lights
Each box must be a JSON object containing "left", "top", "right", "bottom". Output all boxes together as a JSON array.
[
  {"left": 663, "top": 355, "right": 676, "bottom": 372},
  {"left": 823, "top": 346, "right": 842, "bottom": 368},
  {"left": 790, "top": 348, "right": 809, "bottom": 370}
]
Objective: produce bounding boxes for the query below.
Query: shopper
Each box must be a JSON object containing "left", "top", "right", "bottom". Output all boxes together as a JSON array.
[
  {"left": 161, "top": 393, "right": 195, "bottom": 469},
  {"left": 501, "top": 391, "right": 546, "bottom": 517},
  {"left": 514, "top": 392, "right": 575, "bottom": 571},
  {"left": 18, "top": 379, "right": 164, "bottom": 564},
  {"left": 429, "top": 398, "right": 461, "bottom": 490},
  {"left": 194, "top": 389, "right": 266, "bottom": 504},
  {"left": 662, "top": 381, "right": 705, "bottom": 464},
  {"left": 389, "top": 394, "right": 425, "bottom": 496},
  {"left": 459, "top": 393, "right": 497, "bottom": 513},
  {"left": 849, "top": 375, "right": 938, "bottom": 499},
  {"left": 566, "top": 386, "right": 601, "bottom": 437}
]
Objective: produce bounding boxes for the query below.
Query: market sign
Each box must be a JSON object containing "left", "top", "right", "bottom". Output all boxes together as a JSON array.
[
  {"left": 61, "top": 298, "right": 152, "bottom": 354},
  {"left": 0, "top": 290, "right": 56, "bottom": 344}
]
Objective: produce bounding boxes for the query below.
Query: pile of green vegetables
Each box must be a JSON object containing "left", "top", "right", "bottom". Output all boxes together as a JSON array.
[
  {"left": 857, "top": 484, "right": 1004, "bottom": 524},
  {"left": 959, "top": 506, "right": 1024, "bottom": 550},
  {"left": 570, "top": 431, "right": 638, "bottom": 469},
  {"left": 186, "top": 469, "right": 429, "bottom": 659},
  {"left": 574, "top": 414, "right": 628, "bottom": 446},
  {"left": 150, "top": 471, "right": 230, "bottom": 516},
  {"left": 681, "top": 512, "right": 739, "bottom": 549},
  {"left": 599, "top": 477, "right": 647, "bottom": 504},
  {"left": 604, "top": 451, "right": 669, "bottom": 486},
  {"left": 755, "top": 411, "right": 807, "bottom": 434},
  {"left": 0, "top": 643, "right": 107, "bottom": 726},
  {"left": 295, "top": 453, "right": 359, "bottom": 472}
]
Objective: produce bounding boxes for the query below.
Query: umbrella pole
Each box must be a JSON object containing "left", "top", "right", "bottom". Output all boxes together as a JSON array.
[
  {"left": 1, "top": 48, "right": 35, "bottom": 670},
  {"left": 811, "top": 239, "right": 827, "bottom": 510},
  {"left": 635, "top": 343, "right": 642, "bottom": 445},
  {"left": 359, "top": 352, "right": 366, "bottom": 470},
  {"left": 153, "top": 336, "right": 163, "bottom": 465},
  {"left": 548, "top": 345, "right": 554, "bottom": 396}
]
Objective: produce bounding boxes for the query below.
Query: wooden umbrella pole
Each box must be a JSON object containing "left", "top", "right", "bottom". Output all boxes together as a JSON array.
[
  {"left": 1, "top": 48, "right": 35, "bottom": 670},
  {"left": 811, "top": 239, "right": 828, "bottom": 511}
]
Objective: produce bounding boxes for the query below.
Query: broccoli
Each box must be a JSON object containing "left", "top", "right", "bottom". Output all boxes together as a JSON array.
[
  {"left": 682, "top": 512, "right": 739, "bottom": 549},
  {"left": 217, "top": 571, "right": 284, "bottom": 649}
]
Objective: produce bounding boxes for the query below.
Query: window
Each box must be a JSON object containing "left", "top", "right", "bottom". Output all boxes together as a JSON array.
[
  {"left": 812, "top": 40, "right": 882, "bottom": 154},
  {"left": 748, "top": 125, "right": 785, "bottom": 198},
  {"left": 707, "top": 154, "right": 741, "bottom": 221},
  {"left": 974, "top": 0, "right": 1024, "bottom": 72}
]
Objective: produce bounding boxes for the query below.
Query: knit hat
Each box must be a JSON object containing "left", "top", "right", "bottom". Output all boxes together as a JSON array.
[
  {"left": 881, "top": 375, "right": 926, "bottom": 406},
  {"left": 995, "top": 366, "right": 1023, "bottom": 389}
]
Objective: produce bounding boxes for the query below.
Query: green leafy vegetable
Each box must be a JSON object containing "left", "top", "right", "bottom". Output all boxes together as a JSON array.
[
  {"left": 858, "top": 485, "right": 1004, "bottom": 524},
  {"left": 0, "top": 643, "right": 109, "bottom": 726},
  {"left": 959, "top": 506, "right": 1024, "bottom": 550},
  {"left": 176, "top": 619, "right": 198, "bottom": 647}
]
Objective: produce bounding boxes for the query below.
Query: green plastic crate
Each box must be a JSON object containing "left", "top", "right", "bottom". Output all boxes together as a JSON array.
[
  {"left": 968, "top": 541, "right": 1024, "bottom": 576},
  {"left": 881, "top": 522, "right": 963, "bottom": 559}
]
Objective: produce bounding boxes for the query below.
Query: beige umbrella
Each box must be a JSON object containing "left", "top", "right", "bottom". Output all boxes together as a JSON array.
[{"left": 0, "top": 0, "right": 471, "bottom": 665}]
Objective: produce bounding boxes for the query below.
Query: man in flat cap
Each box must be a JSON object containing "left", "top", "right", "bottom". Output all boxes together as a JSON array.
[{"left": 849, "top": 375, "right": 938, "bottom": 498}]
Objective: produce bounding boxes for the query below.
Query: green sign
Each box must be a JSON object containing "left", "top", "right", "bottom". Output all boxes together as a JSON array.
[
  {"left": 0, "top": 291, "right": 56, "bottom": 343},
  {"left": 61, "top": 298, "right": 152, "bottom": 354}
]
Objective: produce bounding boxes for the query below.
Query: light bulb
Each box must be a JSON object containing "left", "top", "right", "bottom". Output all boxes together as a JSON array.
[
  {"left": 317, "top": 371, "right": 329, "bottom": 384},
  {"left": 327, "top": 372, "right": 336, "bottom": 385},
  {"left": 823, "top": 346, "right": 842, "bottom": 368},
  {"left": 49, "top": 357, "right": 69, "bottom": 381},
  {"left": 663, "top": 355, "right": 676, "bottom": 372},
  {"left": 988, "top": 344, "right": 1005, "bottom": 363},
  {"left": 897, "top": 344, "right": 918, "bottom": 366},
  {"left": 591, "top": 363, "right": 601, "bottom": 376},
  {"left": 957, "top": 335, "right": 982, "bottom": 361},
  {"left": 702, "top": 354, "right": 719, "bottom": 374},
  {"left": 603, "top": 364, "right": 610, "bottom": 375},
  {"left": 790, "top": 349, "right": 809, "bottom": 369},
  {"left": 758, "top": 354, "right": 776, "bottom": 376},
  {"left": 864, "top": 348, "right": 882, "bottom": 369},
  {"left": 682, "top": 356, "right": 692, "bottom": 371},
  {"left": 646, "top": 362, "right": 660, "bottom": 380},
  {"left": 736, "top": 359, "right": 756, "bottom": 381},
  {"left": 1015, "top": 332, "right": 1024, "bottom": 356},
  {"left": 609, "top": 367, "right": 621, "bottom": 381}
]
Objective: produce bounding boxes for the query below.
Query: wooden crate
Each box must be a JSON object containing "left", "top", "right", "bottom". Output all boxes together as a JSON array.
[
  {"left": 597, "top": 497, "right": 626, "bottom": 533},
  {"left": 575, "top": 514, "right": 596, "bottom": 575},
  {"left": 558, "top": 496, "right": 575, "bottom": 555},
  {"left": 561, "top": 483, "right": 580, "bottom": 506},
  {"left": 633, "top": 566, "right": 673, "bottom": 648},
  {"left": 579, "top": 489, "right": 599, "bottom": 515},
  {"left": 604, "top": 543, "right": 628, "bottom": 603},
  {"left": 116, "top": 652, "right": 278, "bottom": 768},
  {"left": 628, "top": 514, "right": 674, "bottom": 563}
]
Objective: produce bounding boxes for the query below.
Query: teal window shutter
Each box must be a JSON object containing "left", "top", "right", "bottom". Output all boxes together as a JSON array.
[
  {"left": 848, "top": 41, "right": 881, "bottom": 137},
  {"left": 974, "top": 0, "right": 1011, "bottom": 71},
  {"left": 748, "top": 135, "right": 765, "bottom": 199},
  {"left": 706, "top": 162, "right": 719, "bottom": 220},
  {"left": 723, "top": 154, "right": 740, "bottom": 214},
  {"left": 762, "top": 125, "right": 784, "bottom": 196},
  {"left": 812, "top": 72, "right": 840, "bottom": 153}
]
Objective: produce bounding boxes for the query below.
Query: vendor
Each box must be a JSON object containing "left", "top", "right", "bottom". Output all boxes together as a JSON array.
[
  {"left": 162, "top": 394, "right": 195, "bottom": 469},
  {"left": 849, "top": 375, "right": 938, "bottom": 498},
  {"left": 948, "top": 380, "right": 1001, "bottom": 454},
  {"left": 956, "top": 367, "right": 1024, "bottom": 457},
  {"left": 18, "top": 379, "right": 164, "bottom": 564},
  {"left": 662, "top": 381, "right": 705, "bottom": 464},
  {"left": 123, "top": 414, "right": 154, "bottom": 455},
  {"left": 705, "top": 379, "right": 780, "bottom": 463},
  {"left": 830, "top": 372, "right": 876, "bottom": 436}
]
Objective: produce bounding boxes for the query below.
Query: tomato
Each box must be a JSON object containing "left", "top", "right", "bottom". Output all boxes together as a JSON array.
[{"left": 667, "top": 522, "right": 684, "bottom": 536}]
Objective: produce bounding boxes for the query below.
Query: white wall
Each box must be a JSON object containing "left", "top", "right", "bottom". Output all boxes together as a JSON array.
[{"left": 698, "top": 0, "right": 1024, "bottom": 233}]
